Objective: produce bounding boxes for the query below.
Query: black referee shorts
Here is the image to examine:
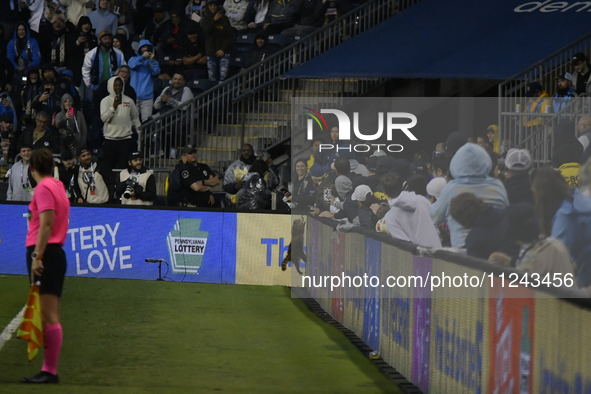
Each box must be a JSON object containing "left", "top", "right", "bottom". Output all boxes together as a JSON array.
[{"left": 26, "top": 244, "right": 67, "bottom": 297}]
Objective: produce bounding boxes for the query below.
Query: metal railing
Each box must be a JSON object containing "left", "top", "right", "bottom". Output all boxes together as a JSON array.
[
  {"left": 498, "top": 33, "right": 591, "bottom": 162},
  {"left": 498, "top": 97, "right": 590, "bottom": 165},
  {"left": 139, "top": 0, "right": 421, "bottom": 173}
]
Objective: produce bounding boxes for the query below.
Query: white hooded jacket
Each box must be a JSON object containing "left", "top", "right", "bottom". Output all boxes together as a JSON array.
[
  {"left": 100, "top": 76, "right": 141, "bottom": 140},
  {"left": 385, "top": 191, "right": 442, "bottom": 248}
]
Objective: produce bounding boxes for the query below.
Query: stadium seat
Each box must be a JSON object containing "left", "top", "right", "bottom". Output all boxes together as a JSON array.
[
  {"left": 189, "top": 79, "right": 214, "bottom": 95},
  {"left": 232, "top": 33, "right": 257, "bottom": 54},
  {"left": 229, "top": 54, "right": 249, "bottom": 70},
  {"left": 266, "top": 34, "right": 294, "bottom": 51}
]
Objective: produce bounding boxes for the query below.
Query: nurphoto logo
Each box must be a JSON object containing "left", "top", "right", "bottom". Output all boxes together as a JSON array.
[{"left": 304, "top": 107, "right": 418, "bottom": 153}]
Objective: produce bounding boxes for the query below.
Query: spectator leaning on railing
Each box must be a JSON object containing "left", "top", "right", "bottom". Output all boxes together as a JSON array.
[{"left": 381, "top": 172, "right": 441, "bottom": 248}]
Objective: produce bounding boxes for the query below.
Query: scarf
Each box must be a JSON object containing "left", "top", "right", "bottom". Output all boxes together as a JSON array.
[
  {"left": 14, "top": 38, "right": 33, "bottom": 68},
  {"left": 90, "top": 48, "right": 119, "bottom": 87},
  {"left": 51, "top": 34, "right": 66, "bottom": 67}
]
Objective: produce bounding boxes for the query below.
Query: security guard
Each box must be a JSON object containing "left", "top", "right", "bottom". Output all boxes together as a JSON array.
[{"left": 180, "top": 146, "right": 220, "bottom": 207}]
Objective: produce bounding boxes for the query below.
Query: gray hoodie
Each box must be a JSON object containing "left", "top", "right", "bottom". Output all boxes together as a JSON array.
[
  {"left": 7, "top": 161, "right": 33, "bottom": 202},
  {"left": 55, "top": 94, "right": 88, "bottom": 148}
]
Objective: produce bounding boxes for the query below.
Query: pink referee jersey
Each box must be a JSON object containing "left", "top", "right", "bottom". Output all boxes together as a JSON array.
[{"left": 26, "top": 177, "right": 70, "bottom": 247}]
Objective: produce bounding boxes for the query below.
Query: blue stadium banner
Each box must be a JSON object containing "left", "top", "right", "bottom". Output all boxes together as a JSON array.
[{"left": 0, "top": 204, "right": 237, "bottom": 284}]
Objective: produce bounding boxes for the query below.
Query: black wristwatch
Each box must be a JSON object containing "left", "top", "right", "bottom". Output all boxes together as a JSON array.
[
  {"left": 31, "top": 252, "right": 43, "bottom": 260},
  {"left": 202, "top": 180, "right": 205, "bottom": 186}
]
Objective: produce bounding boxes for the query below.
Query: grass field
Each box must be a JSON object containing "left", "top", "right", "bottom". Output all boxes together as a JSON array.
[{"left": 0, "top": 275, "right": 402, "bottom": 393}]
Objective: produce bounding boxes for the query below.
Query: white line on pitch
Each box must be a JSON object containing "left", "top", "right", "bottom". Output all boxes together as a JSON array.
[{"left": 0, "top": 307, "right": 25, "bottom": 352}]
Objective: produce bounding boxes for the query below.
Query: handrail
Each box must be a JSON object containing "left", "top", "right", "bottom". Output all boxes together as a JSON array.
[
  {"left": 139, "top": 0, "right": 420, "bottom": 172},
  {"left": 498, "top": 32, "right": 591, "bottom": 163}
]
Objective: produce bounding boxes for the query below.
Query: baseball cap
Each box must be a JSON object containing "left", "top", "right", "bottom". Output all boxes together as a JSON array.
[
  {"left": 426, "top": 177, "right": 447, "bottom": 199},
  {"left": 505, "top": 148, "right": 532, "bottom": 171},
  {"left": 99, "top": 30, "right": 113, "bottom": 39},
  {"left": 309, "top": 164, "right": 328, "bottom": 177},
  {"left": 351, "top": 185, "right": 372, "bottom": 202},
  {"left": 61, "top": 69, "right": 74, "bottom": 78},
  {"left": 61, "top": 149, "right": 74, "bottom": 161},
  {"left": 525, "top": 82, "right": 543, "bottom": 97},
  {"left": 572, "top": 53, "right": 587, "bottom": 64},
  {"left": 181, "top": 145, "right": 197, "bottom": 155},
  {"left": 128, "top": 151, "right": 141, "bottom": 161},
  {"left": 207, "top": 0, "right": 217, "bottom": 4},
  {"left": 370, "top": 150, "right": 387, "bottom": 158},
  {"left": 555, "top": 72, "right": 573, "bottom": 81},
  {"left": 154, "top": 2, "right": 166, "bottom": 12}
]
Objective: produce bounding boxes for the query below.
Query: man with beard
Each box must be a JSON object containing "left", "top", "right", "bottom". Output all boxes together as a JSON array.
[
  {"left": 56, "top": 149, "right": 78, "bottom": 202},
  {"left": 116, "top": 151, "right": 156, "bottom": 205},
  {"left": 223, "top": 143, "right": 279, "bottom": 198},
  {"left": 72, "top": 147, "right": 114, "bottom": 204},
  {"left": 552, "top": 72, "right": 578, "bottom": 114},
  {"left": 180, "top": 146, "right": 219, "bottom": 207},
  {"left": 82, "top": 30, "right": 126, "bottom": 151},
  {"left": 223, "top": 143, "right": 256, "bottom": 195},
  {"left": 82, "top": 31, "right": 126, "bottom": 92}
]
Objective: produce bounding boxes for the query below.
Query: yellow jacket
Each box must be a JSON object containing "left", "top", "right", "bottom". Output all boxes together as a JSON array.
[{"left": 523, "top": 92, "right": 552, "bottom": 127}]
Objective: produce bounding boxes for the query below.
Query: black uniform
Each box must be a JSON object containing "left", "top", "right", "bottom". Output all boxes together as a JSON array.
[{"left": 180, "top": 162, "right": 215, "bottom": 207}]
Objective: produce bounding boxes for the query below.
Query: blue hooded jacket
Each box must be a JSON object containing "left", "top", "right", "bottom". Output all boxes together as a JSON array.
[
  {"left": 551, "top": 189, "right": 591, "bottom": 287},
  {"left": 6, "top": 23, "right": 41, "bottom": 70},
  {"left": 430, "top": 143, "right": 509, "bottom": 248},
  {"left": 128, "top": 40, "right": 161, "bottom": 100}
]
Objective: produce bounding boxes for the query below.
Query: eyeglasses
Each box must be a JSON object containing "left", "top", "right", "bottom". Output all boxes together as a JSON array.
[{"left": 432, "top": 151, "right": 444, "bottom": 161}]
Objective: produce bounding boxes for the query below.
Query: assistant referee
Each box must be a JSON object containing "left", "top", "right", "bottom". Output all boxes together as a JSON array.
[{"left": 22, "top": 148, "right": 70, "bottom": 384}]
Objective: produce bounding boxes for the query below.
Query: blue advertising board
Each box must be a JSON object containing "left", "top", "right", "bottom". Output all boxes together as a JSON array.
[{"left": 0, "top": 204, "right": 237, "bottom": 284}]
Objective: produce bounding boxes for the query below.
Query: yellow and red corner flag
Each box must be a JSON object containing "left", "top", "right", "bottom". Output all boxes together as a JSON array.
[{"left": 17, "top": 284, "right": 43, "bottom": 362}]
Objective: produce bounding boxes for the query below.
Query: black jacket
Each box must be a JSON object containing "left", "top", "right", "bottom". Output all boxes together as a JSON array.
[
  {"left": 504, "top": 173, "right": 534, "bottom": 206},
  {"left": 167, "top": 161, "right": 184, "bottom": 206},
  {"left": 465, "top": 206, "right": 520, "bottom": 261},
  {"left": 18, "top": 126, "right": 60, "bottom": 153}
]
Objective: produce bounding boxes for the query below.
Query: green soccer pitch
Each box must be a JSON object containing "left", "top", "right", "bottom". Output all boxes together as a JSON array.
[{"left": 0, "top": 275, "right": 402, "bottom": 393}]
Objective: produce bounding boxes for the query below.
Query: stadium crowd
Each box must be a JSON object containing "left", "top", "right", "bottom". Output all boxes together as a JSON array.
[
  {"left": 2, "top": 2, "right": 591, "bottom": 289},
  {"left": 0, "top": 0, "right": 358, "bottom": 206},
  {"left": 293, "top": 117, "right": 591, "bottom": 290}
]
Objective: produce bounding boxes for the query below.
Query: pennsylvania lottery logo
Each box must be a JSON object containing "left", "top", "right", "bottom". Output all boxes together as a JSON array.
[{"left": 166, "top": 219, "right": 209, "bottom": 274}]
